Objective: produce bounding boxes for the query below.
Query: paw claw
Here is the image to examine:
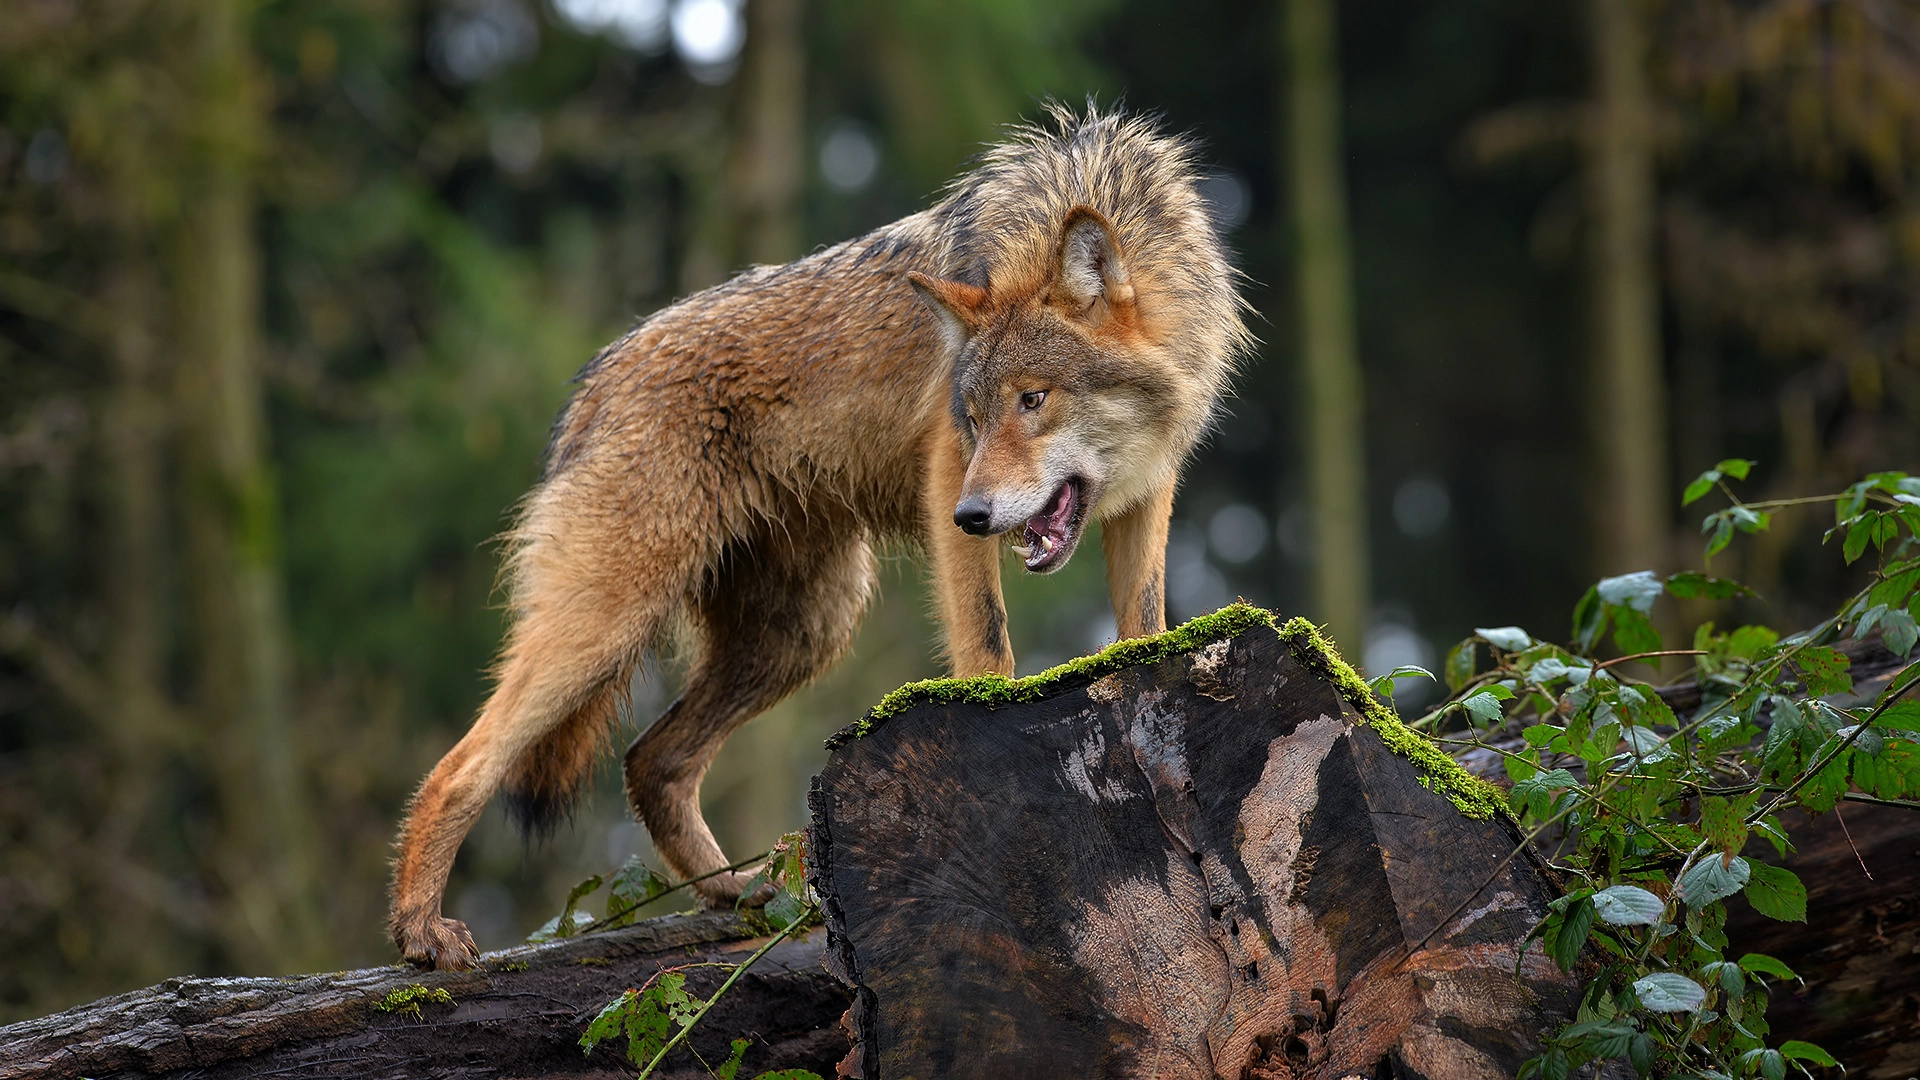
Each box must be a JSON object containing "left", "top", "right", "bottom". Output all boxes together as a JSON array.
[{"left": 394, "top": 914, "right": 480, "bottom": 971}]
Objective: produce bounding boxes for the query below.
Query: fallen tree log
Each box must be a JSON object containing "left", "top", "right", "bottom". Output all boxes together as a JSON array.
[
  {"left": 0, "top": 912, "right": 848, "bottom": 1080},
  {"left": 808, "top": 604, "right": 1585, "bottom": 1079}
]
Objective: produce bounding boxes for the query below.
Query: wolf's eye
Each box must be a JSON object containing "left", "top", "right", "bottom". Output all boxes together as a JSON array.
[
  {"left": 967, "top": 414, "right": 979, "bottom": 435},
  {"left": 1020, "top": 390, "right": 1047, "bottom": 411}
]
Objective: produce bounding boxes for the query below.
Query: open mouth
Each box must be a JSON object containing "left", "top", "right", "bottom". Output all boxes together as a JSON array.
[{"left": 1014, "top": 478, "right": 1086, "bottom": 573}]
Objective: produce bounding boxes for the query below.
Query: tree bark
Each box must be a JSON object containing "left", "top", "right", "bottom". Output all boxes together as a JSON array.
[
  {"left": 810, "top": 616, "right": 1580, "bottom": 1079},
  {"left": 0, "top": 913, "right": 849, "bottom": 1080},
  {"left": 1281, "top": 0, "right": 1370, "bottom": 651}
]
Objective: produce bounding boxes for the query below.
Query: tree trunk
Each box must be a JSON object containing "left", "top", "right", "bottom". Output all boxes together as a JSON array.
[
  {"left": 810, "top": 611, "right": 1580, "bottom": 1078},
  {"left": 1586, "top": 0, "right": 1668, "bottom": 578},
  {"left": 1281, "top": 0, "right": 1369, "bottom": 652},
  {"left": 725, "top": 0, "right": 806, "bottom": 268},
  {"left": 168, "top": 0, "right": 322, "bottom": 972},
  {"left": 0, "top": 913, "right": 849, "bottom": 1080}
]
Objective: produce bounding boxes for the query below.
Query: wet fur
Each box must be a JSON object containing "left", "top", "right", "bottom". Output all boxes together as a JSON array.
[{"left": 388, "top": 103, "right": 1253, "bottom": 969}]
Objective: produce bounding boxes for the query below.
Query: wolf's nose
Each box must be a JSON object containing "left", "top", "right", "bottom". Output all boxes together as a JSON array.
[{"left": 954, "top": 496, "right": 993, "bottom": 535}]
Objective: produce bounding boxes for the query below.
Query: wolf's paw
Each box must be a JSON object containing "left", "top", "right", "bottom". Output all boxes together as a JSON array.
[
  {"left": 692, "top": 868, "right": 777, "bottom": 909},
  {"left": 392, "top": 911, "right": 480, "bottom": 971}
]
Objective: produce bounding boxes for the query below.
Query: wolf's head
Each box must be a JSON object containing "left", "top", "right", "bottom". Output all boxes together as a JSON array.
[{"left": 909, "top": 205, "right": 1192, "bottom": 574}]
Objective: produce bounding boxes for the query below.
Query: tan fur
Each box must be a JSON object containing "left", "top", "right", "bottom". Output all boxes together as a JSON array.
[{"left": 388, "top": 104, "right": 1253, "bottom": 969}]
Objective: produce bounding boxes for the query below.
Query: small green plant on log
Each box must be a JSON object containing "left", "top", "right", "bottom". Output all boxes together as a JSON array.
[
  {"left": 575, "top": 831, "right": 823, "bottom": 1080},
  {"left": 1416, "top": 462, "right": 1916, "bottom": 1078}
]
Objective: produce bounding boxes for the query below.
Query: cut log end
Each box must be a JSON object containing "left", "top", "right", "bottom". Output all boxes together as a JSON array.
[{"left": 810, "top": 614, "right": 1581, "bottom": 1080}]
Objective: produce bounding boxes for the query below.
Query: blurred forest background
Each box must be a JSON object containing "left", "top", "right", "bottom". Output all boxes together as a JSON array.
[{"left": 3, "top": 0, "right": 1917, "bottom": 1019}]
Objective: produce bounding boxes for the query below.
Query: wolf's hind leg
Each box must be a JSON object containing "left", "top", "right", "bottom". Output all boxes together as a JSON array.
[
  {"left": 625, "top": 529, "right": 876, "bottom": 905},
  {"left": 390, "top": 506, "right": 686, "bottom": 969}
]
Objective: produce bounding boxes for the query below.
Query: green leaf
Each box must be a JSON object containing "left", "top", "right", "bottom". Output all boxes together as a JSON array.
[
  {"left": 1699, "top": 794, "right": 1756, "bottom": 852},
  {"left": 1628, "top": 1032, "right": 1654, "bottom": 1075},
  {"left": 1509, "top": 768, "right": 1578, "bottom": 820},
  {"left": 1737, "top": 952, "right": 1798, "bottom": 981},
  {"left": 607, "top": 859, "right": 672, "bottom": 926},
  {"left": 1550, "top": 897, "right": 1595, "bottom": 971},
  {"left": 1763, "top": 698, "right": 1806, "bottom": 769},
  {"left": 1731, "top": 505, "right": 1770, "bottom": 533},
  {"left": 1743, "top": 863, "right": 1807, "bottom": 922},
  {"left": 1843, "top": 515, "right": 1876, "bottom": 563},
  {"left": 1701, "top": 959, "right": 1745, "bottom": 998},
  {"left": 752, "top": 1072, "right": 828, "bottom": 1080},
  {"left": 1633, "top": 972, "right": 1707, "bottom": 1013},
  {"left": 1677, "top": 854, "right": 1752, "bottom": 906},
  {"left": 1717, "top": 458, "right": 1754, "bottom": 481},
  {"left": 1776, "top": 1041, "right": 1838, "bottom": 1067},
  {"left": 1869, "top": 563, "right": 1920, "bottom": 611},
  {"left": 528, "top": 909, "right": 595, "bottom": 943},
  {"left": 1727, "top": 624, "right": 1780, "bottom": 659},
  {"left": 1612, "top": 607, "right": 1663, "bottom": 655},
  {"left": 1523, "top": 723, "right": 1563, "bottom": 748},
  {"left": 580, "top": 989, "right": 639, "bottom": 1052},
  {"left": 1369, "top": 665, "right": 1435, "bottom": 698},
  {"left": 715, "top": 1037, "right": 752, "bottom": 1080},
  {"left": 1462, "top": 690, "right": 1506, "bottom": 726},
  {"left": 1705, "top": 513, "right": 1735, "bottom": 558},
  {"left": 1751, "top": 1049, "right": 1788, "bottom": 1080},
  {"left": 1599, "top": 570, "right": 1664, "bottom": 613},
  {"left": 1476, "top": 625, "right": 1533, "bottom": 652},
  {"left": 1591, "top": 885, "right": 1665, "bottom": 926},
  {"left": 1572, "top": 585, "right": 1607, "bottom": 652},
  {"left": 1880, "top": 700, "right": 1920, "bottom": 731},
  {"left": 1666, "top": 571, "right": 1754, "bottom": 600},
  {"left": 764, "top": 889, "right": 809, "bottom": 931},
  {"left": 1882, "top": 608, "right": 1917, "bottom": 659},
  {"left": 1794, "top": 645, "right": 1853, "bottom": 697},
  {"left": 1443, "top": 639, "right": 1477, "bottom": 692},
  {"left": 1684, "top": 470, "right": 1722, "bottom": 506}
]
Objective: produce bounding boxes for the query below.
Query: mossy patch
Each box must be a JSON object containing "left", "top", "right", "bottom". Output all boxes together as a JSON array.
[
  {"left": 374, "top": 983, "right": 454, "bottom": 1019},
  {"left": 1269, "top": 614, "right": 1505, "bottom": 821},
  {"left": 828, "top": 601, "right": 1504, "bottom": 821}
]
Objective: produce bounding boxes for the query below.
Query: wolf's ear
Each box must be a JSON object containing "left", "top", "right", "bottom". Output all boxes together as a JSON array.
[
  {"left": 1054, "top": 205, "right": 1134, "bottom": 317},
  {"left": 908, "top": 272, "right": 988, "bottom": 353}
]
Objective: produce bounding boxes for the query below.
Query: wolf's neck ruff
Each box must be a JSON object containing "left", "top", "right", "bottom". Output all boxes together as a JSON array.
[{"left": 387, "top": 103, "right": 1253, "bottom": 971}]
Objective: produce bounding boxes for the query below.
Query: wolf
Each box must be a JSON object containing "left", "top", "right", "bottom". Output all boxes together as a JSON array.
[{"left": 389, "top": 104, "right": 1252, "bottom": 969}]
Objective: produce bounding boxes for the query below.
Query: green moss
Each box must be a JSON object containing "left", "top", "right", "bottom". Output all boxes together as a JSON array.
[
  {"left": 829, "top": 601, "right": 1505, "bottom": 821},
  {"left": 490, "top": 959, "right": 530, "bottom": 973},
  {"left": 374, "top": 984, "right": 454, "bottom": 1019},
  {"left": 1268, "top": 615, "right": 1506, "bottom": 821}
]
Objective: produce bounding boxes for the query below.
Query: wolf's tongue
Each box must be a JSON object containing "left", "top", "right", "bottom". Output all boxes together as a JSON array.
[{"left": 1024, "top": 483, "right": 1076, "bottom": 558}]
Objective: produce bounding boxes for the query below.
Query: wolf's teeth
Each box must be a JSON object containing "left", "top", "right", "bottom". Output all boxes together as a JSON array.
[
  {"left": 1039, "top": 535, "right": 1055, "bottom": 554},
  {"left": 1012, "top": 545, "right": 1032, "bottom": 559}
]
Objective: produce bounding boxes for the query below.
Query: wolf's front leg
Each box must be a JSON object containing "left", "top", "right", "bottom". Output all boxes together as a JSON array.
[
  {"left": 923, "top": 423, "right": 1014, "bottom": 676},
  {"left": 1101, "top": 481, "right": 1175, "bottom": 639}
]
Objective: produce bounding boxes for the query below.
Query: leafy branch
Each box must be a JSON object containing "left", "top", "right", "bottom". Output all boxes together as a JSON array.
[
  {"left": 1418, "top": 462, "right": 1919, "bottom": 1078},
  {"left": 573, "top": 831, "right": 824, "bottom": 1080}
]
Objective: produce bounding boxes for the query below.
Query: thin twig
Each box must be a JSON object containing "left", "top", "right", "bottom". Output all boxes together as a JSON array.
[
  {"left": 1595, "top": 649, "right": 1707, "bottom": 670},
  {"left": 1833, "top": 804, "right": 1873, "bottom": 880},
  {"left": 584, "top": 852, "right": 771, "bottom": 934}
]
